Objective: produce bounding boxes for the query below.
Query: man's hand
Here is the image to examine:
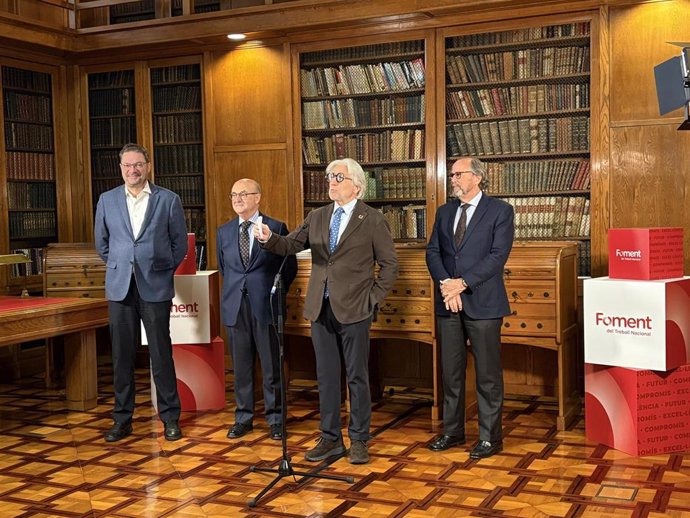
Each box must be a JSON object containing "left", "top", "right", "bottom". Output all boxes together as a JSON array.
[
  {"left": 440, "top": 278, "right": 467, "bottom": 299},
  {"left": 444, "top": 294, "right": 463, "bottom": 313},
  {"left": 252, "top": 223, "right": 271, "bottom": 241}
]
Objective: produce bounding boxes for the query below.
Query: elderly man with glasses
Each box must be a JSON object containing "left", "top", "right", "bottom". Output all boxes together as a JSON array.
[
  {"left": 254, "top": 158, "right": 398, "bottom": 465},
  {"left": 216, "top": 178, "right": 296, "bottom": 441},
  {"left": 94, "top": 143, "right": 188, "bottom": 443}
]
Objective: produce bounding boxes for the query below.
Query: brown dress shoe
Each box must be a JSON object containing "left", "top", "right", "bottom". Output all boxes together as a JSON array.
[{"left": 304, "top": 436, "right": 345, "bottom": 462}]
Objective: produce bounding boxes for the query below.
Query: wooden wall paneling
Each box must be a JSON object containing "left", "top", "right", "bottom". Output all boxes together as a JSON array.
[
  {"left": 53, "top": 64, "right": 75, "bottom": 242},
  {"left": 202, "top": 51, "right": 218, "bottom": 268},
  {"left": 610, "top": 124, "right": 690, "bottom": 270},
  {"left": 609, "top": 0, "right": 690, "bottom": 124},
  {"left": 79, "top": 65, "right": 95, "bottom": 241},
  {"left": 134, "top": 61, "right": 153, "bottom": 161},
  {"left": 64, "top": 64, "right": 90, "bottom": 242},
  {"left": 281, "top": 41, "right": 298, "bottom": 230},
  {"left": 589, "top": 6, "right": 610, "bottom": 277},
  {"left": 0, "top": 63, "right": 8, "bottom": 274},
  {"left": 212, "top": 148, "right": 289, "bottom": 236},
  {"left": 210, "top": 45, "right": 287, "bottom": 147}
]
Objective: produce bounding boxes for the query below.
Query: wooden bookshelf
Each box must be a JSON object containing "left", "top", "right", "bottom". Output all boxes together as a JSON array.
[
  {"left": 150, "top": 61, "right": 207, "bottom": 270},
  {"left": 298, "top": 38, "right": 428, "bottom": 242},
  {"left": 444, "top": 21, "right": 592, "bottom": 275},
  {"left": 1, "top": 65, "right": 57, "bottom": 289},
  {"left": 87, "top": 69, "right": 137, "bottom": 213}
]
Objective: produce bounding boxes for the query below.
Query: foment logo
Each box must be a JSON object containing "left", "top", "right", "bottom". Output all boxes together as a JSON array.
[
  {"left": 595, "top": 312, "right": 652, "bottom": 329},
  {"left": 615, "top": 248, "right": 642, "bottom": 259},
  {"left": 171, "top": 302, "right": 199, "bottom": 313}
]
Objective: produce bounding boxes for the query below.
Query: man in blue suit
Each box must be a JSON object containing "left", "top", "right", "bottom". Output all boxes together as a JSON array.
[
  {"left": 426, "top": 156, "right": 514, "bottom": 459},
  {"left": 95, "top": 143, "right": 188, "bottom": 443},
  {"left": 217, "top": 178, "right": 296, "bottom": 441}
]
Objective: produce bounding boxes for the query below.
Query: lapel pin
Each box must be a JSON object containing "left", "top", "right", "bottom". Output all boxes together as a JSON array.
[{"left": 358, "top": 215, "right": 364, "bottom": 219}]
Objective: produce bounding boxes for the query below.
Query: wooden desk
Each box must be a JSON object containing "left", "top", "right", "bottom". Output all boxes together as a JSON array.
[{"left": 0, "top": 296, "right": 109, "bottom": 410}]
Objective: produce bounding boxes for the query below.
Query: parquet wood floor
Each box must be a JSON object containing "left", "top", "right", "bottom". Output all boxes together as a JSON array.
[{"left": 1, "top": 367, "right": 690, "bottom": 518}]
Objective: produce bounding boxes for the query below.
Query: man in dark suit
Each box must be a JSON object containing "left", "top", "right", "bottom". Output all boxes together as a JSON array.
[
  {"left": 94, "top": 143, "right": 188, "bottom": 443},
  {"left": 255, "top": 158, "right": 398, "bottom": 465},
  {"left": 425, "top": 156, "right": 514, "bottom": 459},
  {"left": 216, "top": 178, "right": 296, "bottom": 441}
]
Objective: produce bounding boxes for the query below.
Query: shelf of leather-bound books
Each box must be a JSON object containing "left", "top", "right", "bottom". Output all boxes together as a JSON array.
[
  {"left": 446, "top": 34, "right": 590, "bottom": 55},
  {"left": 447, "top": 108, "right": 589, "bottom": 125},
  {"left": 302, "top": 88, "right": 424, "bottom": 102},
  {"left": 447, "top": 151, "right": 588, "bottom": 161},
  {"left": 302, "top": 122, "right": 424, "bottom": 134},
  {"left": 301, "top": 49, "right": 424, "bottom": 68},
  {"left": 446, "top": 73, "right": 590, "bottom": 92}
]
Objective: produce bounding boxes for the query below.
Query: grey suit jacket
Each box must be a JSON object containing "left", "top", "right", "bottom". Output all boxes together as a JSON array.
[
  {"left": 263, "top": 200, "right": 399, "bottom": 324},
  {"left": 94, "top": 183, "right": 188, "bottom": 302}
]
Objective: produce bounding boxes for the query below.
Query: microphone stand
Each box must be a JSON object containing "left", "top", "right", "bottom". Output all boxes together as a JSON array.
[{"left": 248, "top": 226, "right": 353, "bottom": 508}]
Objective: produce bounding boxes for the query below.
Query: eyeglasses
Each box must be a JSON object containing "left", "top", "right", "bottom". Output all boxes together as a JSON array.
[
  {"left": 230, "top": 191, "right": 259, "bottom": 200},
  {"left": 120, "top": 162, "right": 148, "bottom": 170},
  {"left": 448, "top": 170, "right": 475, "bottom": 179},
  {"left": 325, "top": 172, "right": 353, "bottom": 183}
]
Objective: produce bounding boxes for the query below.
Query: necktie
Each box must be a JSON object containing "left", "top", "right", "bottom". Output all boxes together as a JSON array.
[
  {"left": 329, "top": 207, "right": 344, "bottom": 253},
  {"left": 240, "top": 220, "right": 251, "bottom": 268},
  {"left": 454, "top": 203, "right": 469, "bottom": 248}
]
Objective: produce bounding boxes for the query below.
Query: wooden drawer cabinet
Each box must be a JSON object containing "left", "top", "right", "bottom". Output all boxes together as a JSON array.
[
  {"left": 284, "top": 242, "right": 579, "bottom": 428},
  {"left": 43, "top": 243, "right": 106, "bottom": 298},
  {"left": 502, "top": 241, "right": 579, "bottom": 429}
]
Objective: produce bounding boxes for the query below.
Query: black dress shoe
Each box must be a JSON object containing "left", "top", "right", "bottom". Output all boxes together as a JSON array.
[
  {"left": 469, "top": 440, "right": 503, "bottom": 459},
  {"left": 227, "top": 422, "right": 253, "bottom": 439},
  {"left": 428, "top": 434, "right": 466, "bottom": 451},
  {"left": 269, "top": 424, "right": 283, "bottom": 441},
  {"left": 164, "top": 421, "right": 182, "bottom": 441},
  {"left": 104, "top": 421, "right": 132, "bottom": 442}
]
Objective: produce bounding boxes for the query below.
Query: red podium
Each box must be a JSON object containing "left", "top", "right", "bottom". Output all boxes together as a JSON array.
[
  {"left": 585, "top": 227, "right": 690, "bottom": 456},
  {"left": 147, "top": 255, "right": 224, "bottom": 412}
]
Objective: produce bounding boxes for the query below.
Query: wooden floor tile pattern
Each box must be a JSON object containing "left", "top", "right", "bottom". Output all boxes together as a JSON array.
[{"left": 1, "top": 369, "right": 690, "bottom": 517}]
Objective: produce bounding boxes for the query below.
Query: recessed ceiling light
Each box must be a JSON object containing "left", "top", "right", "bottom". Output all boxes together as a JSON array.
[{"left": 227, "top": 33, "right": 246, "bottom": 41}]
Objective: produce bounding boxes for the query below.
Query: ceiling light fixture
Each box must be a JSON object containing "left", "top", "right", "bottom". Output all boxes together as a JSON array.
[{"left": 227, "top": 33, "right": 246, "bottom": 41}]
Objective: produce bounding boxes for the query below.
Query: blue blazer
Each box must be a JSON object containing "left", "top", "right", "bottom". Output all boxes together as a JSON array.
[
  {"left": 216, "top": 213, "right": 297, "bottom": 327},
  {"left": 94, "top": 183, "right": 188, "bottom": 303},
  {"left": 426, "top": 194, "right": 514, "bottom": 319}
]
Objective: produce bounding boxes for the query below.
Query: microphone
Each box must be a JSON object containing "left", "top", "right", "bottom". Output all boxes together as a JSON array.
[{"left": 270, "top": 221, "right": 309, "bottom": 295}]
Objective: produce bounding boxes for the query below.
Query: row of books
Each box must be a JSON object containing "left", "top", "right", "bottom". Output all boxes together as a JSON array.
[
  {"left": 152, "top": 85, "right": 201, "bottom": 111},
  {"left": 301, "top": 41, "right": 424, "bottom": 66},
  {"left": 91, "top": 150, "right": 122, "bottom": 178},
  {"left": 2, "top": 66, "right": 51, "bottom": 92},
  {"left": 8, "top": 182, "right": 56, "bottom": 210},
  {"left": 447, "top": 116, "right": 589, "bottom": 157},
  {"left": 504, "top": 195, "right": 590, "bottom": 239},
  {"left": 89, "top": 118, "right": 136, "bottom": 147},
  {"left": 156, "top": 176, "right": 205, "bottom": 205},
  {"left": 5, "top": 151, "right": 55, "bottom": 180},
  {"left": 446, "top": 45, "right": 590, "bottom": 85},
  {"left": 381, "top": 204, "right": 427, "bottom": 240},
  {"left": 303, "top": 167, "right": 426, "bottom": 201},
  {"left": 447, "top": 82, "right": 589, "bottom": 120},
  {"left": 300, "top": 59, "right": 425, "bottom": 97},
  {"left": 302, "top": 96, "right": 424, "bottom": 130},
  {"left": 110, "top": 0, "right": 153, "bottom": 15},
  {"left": 92, "top": 178, "right": 123, "bottom": 197},
  {"left": 577, "top": 240, "right": 591, "bottom": 277},
  {"left": 88, "top": 71, "right": 134, "bottom": 89},
  {"left": 154, "top": 144, "right": 204, "bottom": 175},
  {"left": 151, "top": 64, "right": 200, "bottom": 83},
  {"left": 153, "top": 113, "right": 202, "bottom": 142},
  {"left": 446, "top": 22, "right": 590, "bottom": 49},
  {"left": 89, "top": 88, "right": 135, "bottom": 117},
  {"left": 184, "top": 208, "right": 207, "bottom": 241},
  {"left": 302, "top": 130, "right": 425, "bottom": 165},
  {"left": 9, "top": 211, "right": 56, "bottom": 238},
  {"left": 483, "top": 159, "right": 590, "bottom": 194},
  {"left": 4, "top": 122, "right": 53, "bottom": 150},
  {"left": 8, "top": 247, "right": 44, "bottom": 278},
  {"left": 3, "top": 92, "right": 52, "bottom": 123}
]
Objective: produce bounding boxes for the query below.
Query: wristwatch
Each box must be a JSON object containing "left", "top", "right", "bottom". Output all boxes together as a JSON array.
[{"left": 461, "top": 278, "right": 468, "bottom": 288}]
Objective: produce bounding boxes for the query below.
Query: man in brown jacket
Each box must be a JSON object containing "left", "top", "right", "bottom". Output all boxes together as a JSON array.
[{"left": 255, "top": 158, "right": 398, "bottom": 464}]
